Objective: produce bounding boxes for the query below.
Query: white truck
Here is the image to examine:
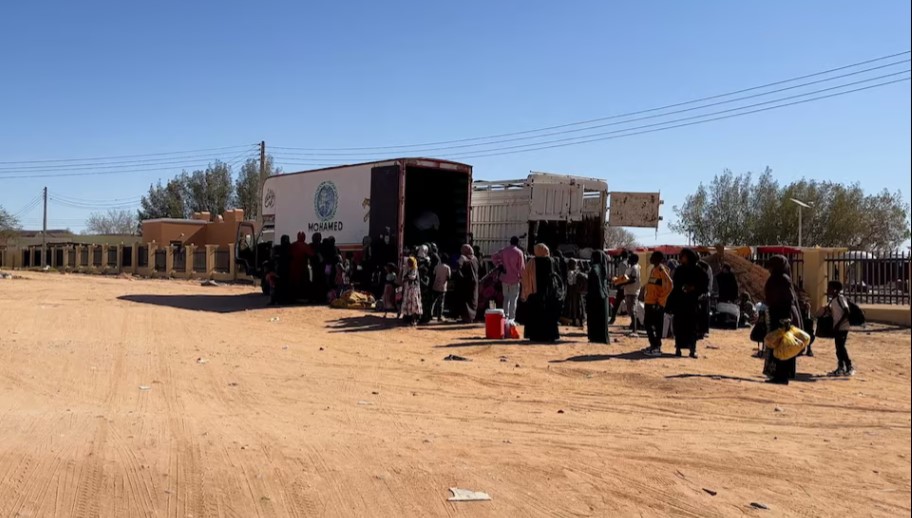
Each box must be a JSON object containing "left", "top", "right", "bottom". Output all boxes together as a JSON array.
[
  {"left": 471, "top": 172, "right": 608, "bottom": 257},
  {"left": 236, "top": 158, "right": 473, "bottom": 283}
]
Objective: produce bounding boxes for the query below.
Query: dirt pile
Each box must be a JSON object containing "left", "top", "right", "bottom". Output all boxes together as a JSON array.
[{"left": 705, "top": 251, "right": 770, "bottom": 302}]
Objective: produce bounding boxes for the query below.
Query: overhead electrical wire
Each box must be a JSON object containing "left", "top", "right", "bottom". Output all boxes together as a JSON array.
[
  {"left": 0, "top": 144, "right": 257, "bottom": 166},
  {"left": 444, "top": 75, "right": 911, "bottom": 160},
  {"left": 274, "top": 58, "right": 911, "bottom": 158},
  {"left": 271, "top": 50, "right": 911, "bottom": 152},
  {"left": 269, "top": 72, "right": 909, "bottom": 166}
]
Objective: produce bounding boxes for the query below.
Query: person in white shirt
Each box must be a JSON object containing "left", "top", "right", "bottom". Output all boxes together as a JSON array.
[
  {"left": 821, "top": 281, "right": 855, "bottom": 377},
  {"left": 620, "top": 254, "right": 642, "bottom": 334}
]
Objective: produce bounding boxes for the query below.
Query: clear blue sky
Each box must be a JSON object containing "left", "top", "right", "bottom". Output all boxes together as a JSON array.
[{"left": 1, "top": 1, "right": 909, "bottom": 243}]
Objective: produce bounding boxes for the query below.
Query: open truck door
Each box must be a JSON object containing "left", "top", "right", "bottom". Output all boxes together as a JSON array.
[{"left": 235, "top": 221, "right": 257, "bottom": 276}]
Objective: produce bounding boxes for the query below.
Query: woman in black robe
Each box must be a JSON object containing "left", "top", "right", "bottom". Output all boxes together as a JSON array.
[
  {"left": 455, "top": 244, "right": 479, "bottom": 323},
  {"left": 586, "top": 250, "right": 611, "bottom": 343},
  {"left": 668, "top": 248, "right": 709, "bottom": 358},
  {"left": 521, "top": 244, "right": 563, "bottom": 342},
  {"left": 272, "top": 235, "right": 293, "bottom": 305},
  {"left": 763, "top": 255, "right": 804, "bottom": 385}
]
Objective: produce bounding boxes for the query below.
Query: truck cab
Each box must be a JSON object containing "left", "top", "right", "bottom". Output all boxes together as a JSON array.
[{"left": 235, "top": 221, "right": 274, "bottom": 292}]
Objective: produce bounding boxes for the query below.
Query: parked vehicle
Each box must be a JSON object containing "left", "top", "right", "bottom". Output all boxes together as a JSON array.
[
  {"left": 236, "top": 158, "right": 473, "bottom": 286},
  {"left": 470, "top": 172, "right": 608, "bottom": 258}
]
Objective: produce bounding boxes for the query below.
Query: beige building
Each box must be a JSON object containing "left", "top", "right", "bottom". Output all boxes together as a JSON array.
[{"left": 140, "top": 209, "right": 246, "bottom": 248}]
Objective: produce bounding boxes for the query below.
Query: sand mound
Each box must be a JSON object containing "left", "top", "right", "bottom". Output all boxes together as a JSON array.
[{"left": 705, "top": 251, "right": 769, "bottom": 302}]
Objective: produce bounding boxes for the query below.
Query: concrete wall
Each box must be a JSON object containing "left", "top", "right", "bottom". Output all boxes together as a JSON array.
[
  {"left": 140, "top": 209, "right": 245, "bottom": 248},
  {"left": 141, "top": 220, "right": 207, "bottom": 246},
  {"left": 860, "top": 305, "right": 912, "bottom": 327}
]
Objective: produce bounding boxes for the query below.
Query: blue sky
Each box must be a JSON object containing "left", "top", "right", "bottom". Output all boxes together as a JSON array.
[{"left": 1, "top": 1, "right": 909, "bottom": 243}]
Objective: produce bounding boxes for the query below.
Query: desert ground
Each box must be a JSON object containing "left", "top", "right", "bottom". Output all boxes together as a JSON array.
[{"left": 0, "top": 272, "right": 909, "bottom": 517}]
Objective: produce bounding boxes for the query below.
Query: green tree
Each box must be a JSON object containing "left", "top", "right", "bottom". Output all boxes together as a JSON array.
[
  {"left": 182, "top": 161, "right": 233, "bottom": 216},
  {"left": 0, "top": 205, "right": 20, "bottom": 240},
  {"left": 138, "top": 177, "right": 190, "bottom": 221},
  {"left": 673, "top": 169, "right": 911, "bottom": 251},
  {"left": 234, "top": 156, "right": 280, "bottom": 220}
]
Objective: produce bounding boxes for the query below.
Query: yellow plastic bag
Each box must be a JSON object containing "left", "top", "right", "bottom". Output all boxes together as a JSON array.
[{"left": 764, "top": 325, "right": 812, "bottom": 361}]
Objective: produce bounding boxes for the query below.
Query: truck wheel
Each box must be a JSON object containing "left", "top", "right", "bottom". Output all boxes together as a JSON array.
[{"left": 261, "top": 277, "right": 271, "bottom": 296}]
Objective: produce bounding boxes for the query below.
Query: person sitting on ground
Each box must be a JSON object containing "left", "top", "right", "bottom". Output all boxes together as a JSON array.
[
  {"left": 739, "top": 293, "right": 757, "bottom": 327},
  {"left": 820, "top": 281, "right": 855, "bottom": 377}
]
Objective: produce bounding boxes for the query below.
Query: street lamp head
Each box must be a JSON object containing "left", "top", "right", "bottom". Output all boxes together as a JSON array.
[{"left": 789, "top": 198, "right": 811, "bottom": 209}]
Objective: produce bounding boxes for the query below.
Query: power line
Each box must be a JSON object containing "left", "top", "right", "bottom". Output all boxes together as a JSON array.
[
  {"left": 272, "top": 60, "right": 910, "bottom": 159},
  {"left": 12, "top": 194, "right": 44, "bottom": 217},
  {"left": 0, "top": 153, "right": 253, "bottom": 173},
  {"left": 49, "top": 192, "right": 142, "bottom": 204},
  {"left": 270, "top": 72, "right": 909, "bottom": 165},
  {"left": 0, "top": 144, "right": 256, "bottom": 166},
  {"left": 272, "top": 50, "right": 911, "bottom": 152},
  {"left": 445, "top": 76, "right": 910, "bottom": 160},
  {"left": 0, "top": 160, "right": 231, "bottom": 180}
]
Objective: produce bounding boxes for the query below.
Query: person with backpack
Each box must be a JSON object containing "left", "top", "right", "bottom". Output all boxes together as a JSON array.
[{"left": 820, "top": 281, "right": 856, "bottom": 377}]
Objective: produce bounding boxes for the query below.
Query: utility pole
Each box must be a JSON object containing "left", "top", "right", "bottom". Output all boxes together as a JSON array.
[
  {"left": 41, "top": 186, "right": 47, "bottom": 267},
  {"left": 256, "top": 140, "right": 266, "bottom": 228}
]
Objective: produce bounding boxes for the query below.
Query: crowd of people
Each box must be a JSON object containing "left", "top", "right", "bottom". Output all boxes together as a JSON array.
[{"left": 265, "top": 232, "right": 853, "bottom": 386}]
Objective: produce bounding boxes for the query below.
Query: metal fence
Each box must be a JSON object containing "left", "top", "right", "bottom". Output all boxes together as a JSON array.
[
  {"left": 825, "top": 251, "right": 911, "bottom": 305},
  {"left": 193, "top": 249, "right": 207, "bottom": 273},
  {"left": 67, "top": 249, "right": 76, "bottom": 266},
  {"left": 750, "top": 253, "right": 805, "bottom": 289},
  {"left": 153, "top": 249, "right": 166, "bottom": 271},
  {"left": 107, "top": 248, "right": 118, "bottom": 267},
  {"left": 55, "top": 249, "right": 64, "bottom": 267},
  {"left": 138, "top": 246, "right": 148, "bottom": 268},
  {"left": 92, "top": 247, "right": 103, "bottom": 267},
  {"left": 172, "top": 248, "right": 186, "bottom": 272},
  {"left": 214, "top": 247, "right": 230, "bottom": 272},
  {"left": 80, "top": 248, "right": 89, "bottom": 266}
]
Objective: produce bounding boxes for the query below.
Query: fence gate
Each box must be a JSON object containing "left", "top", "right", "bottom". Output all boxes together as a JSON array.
[{"left": 825, "top": 251, "right": 910, "bottom": 305}]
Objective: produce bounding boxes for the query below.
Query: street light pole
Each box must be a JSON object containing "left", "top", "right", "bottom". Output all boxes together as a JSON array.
[{"left": 789, "top": 198, "right": 812, "bottom": 248}]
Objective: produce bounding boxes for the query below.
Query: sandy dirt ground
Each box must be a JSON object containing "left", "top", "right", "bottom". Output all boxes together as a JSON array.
[{"left": 0, "top": 272, "right": 909, "bottom": 517}]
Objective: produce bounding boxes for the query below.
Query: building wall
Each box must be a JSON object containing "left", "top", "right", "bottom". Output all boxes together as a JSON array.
[
  {"left": 140, "top": 209, "right": 246, "bottom": 248},
  {"left": 141, "top": 221, "right": 207, "bottom": 246}
]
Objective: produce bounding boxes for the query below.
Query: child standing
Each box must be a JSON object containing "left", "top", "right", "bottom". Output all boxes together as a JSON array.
[
  {"left": 431, "top": 253, "right": 451, "bottom": 322},
  {"left": 822, "top": 281, "right": 855, "bottom": 377},
  {"left": 400, "top": 257, "right": 423, "bottom": 326},
  {"left": 381, "top": 263, "right": 398, "bottom": 317}
]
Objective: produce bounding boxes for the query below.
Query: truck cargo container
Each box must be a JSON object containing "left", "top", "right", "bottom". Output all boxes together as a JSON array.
[
  {"left": 471, "top": 172, "right": 608, "bottom": 257},
  {"left": 236, "top": 158, "right": 472, "bottom": 283}
]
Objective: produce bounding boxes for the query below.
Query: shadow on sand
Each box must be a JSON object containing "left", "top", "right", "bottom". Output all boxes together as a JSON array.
[
  {"left": 118, "top": 293, "right": 269, "bottom": 314},
  {"left": 550, "top": 350, "right": 678, "bottom": 363},
  {"left": 666, "top": 372, "right": 838, "bottom": 384},
  {"left": 326, "top": 314, "right": 399, "bottom": 333}
]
